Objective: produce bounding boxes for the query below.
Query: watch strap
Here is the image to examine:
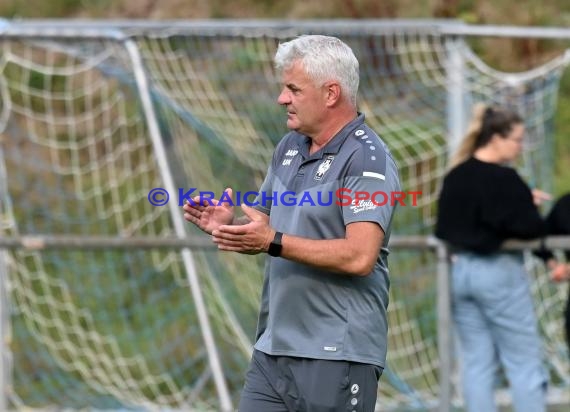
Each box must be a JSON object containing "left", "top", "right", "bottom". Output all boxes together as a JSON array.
[{"left": 268, "top": 231, "right": 283, "bottom": 257}]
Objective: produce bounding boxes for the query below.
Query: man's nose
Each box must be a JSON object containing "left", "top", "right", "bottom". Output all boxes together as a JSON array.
[{"left": 277, "top": 90, "right": 290, "bottom": 105}]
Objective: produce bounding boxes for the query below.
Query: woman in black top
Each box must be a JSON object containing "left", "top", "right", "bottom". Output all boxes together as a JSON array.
[{"left": 436, "top": 105, "right": 550, "bottom": 412}]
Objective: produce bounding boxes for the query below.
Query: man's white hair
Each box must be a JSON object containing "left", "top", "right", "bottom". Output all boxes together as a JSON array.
[{"left": 274, "top": 35, "right": 359, "bottom": 107}]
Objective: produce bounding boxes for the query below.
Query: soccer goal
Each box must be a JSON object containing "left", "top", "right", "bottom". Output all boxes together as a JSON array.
[{"left": 0, "top": 20, "right": 569, "bottom": 411}]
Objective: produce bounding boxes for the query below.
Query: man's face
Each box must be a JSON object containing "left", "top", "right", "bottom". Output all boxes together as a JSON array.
[{"left": 277, "top": 60, "right": 328, "bottom": 136}]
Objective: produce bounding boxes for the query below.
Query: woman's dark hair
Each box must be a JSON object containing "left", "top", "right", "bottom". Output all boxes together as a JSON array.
[{"left": 450, "top": 104, "right": 523, "bottom": 168}]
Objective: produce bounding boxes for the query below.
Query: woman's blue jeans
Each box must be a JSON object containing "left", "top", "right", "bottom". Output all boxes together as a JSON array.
[{"left": 452, "top": 252, "right": 548, "bottom": 412}]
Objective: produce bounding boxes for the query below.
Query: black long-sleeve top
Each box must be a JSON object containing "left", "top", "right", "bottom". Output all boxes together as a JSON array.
[
  {"left": 545, "top": 193, "right": 570, "bottom": 260},
  {"left": 435, "top": 157, "right": 546, "bottom": 254}
]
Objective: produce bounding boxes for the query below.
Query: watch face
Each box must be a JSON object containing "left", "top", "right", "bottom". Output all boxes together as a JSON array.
[
  {"left": 268, "top": 232, "right": 283, "bottom": 257},
  {"left": 268, "top": 241, "right": 282, "bottom": 257}
]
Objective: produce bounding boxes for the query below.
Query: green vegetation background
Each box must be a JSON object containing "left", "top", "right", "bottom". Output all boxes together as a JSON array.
[{"left": 2, "top": 0, "right": 569, "bottom": 194}]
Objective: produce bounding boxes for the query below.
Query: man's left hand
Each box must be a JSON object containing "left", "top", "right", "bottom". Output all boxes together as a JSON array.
[{"left": 212, "top": 204, "right": 274, "bottom": 254}]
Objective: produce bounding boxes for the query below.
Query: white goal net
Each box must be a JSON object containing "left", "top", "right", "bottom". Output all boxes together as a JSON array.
[{"left": 0, "top": 20, "right": 568, "bottom": 411}]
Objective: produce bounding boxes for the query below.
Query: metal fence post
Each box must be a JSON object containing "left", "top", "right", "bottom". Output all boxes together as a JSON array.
[
  {"left": 433, "top": 237, "right": 452, "bottom": 412},
  {"left": 122, "top": 38, "right": 234, "bottom": 412},
  {"left": 0, "top": 105, "right": 12, "bottom": 411},
  {"left": 445, "top": 36, "right": 467, "bottom": 160},
  {"left": 0, "top": 250, "right": 9, "bottom": 412}
]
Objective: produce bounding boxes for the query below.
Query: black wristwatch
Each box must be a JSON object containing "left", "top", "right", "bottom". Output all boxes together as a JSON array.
[{"left": 267, "top": 231, "right": 283, "bottom": 257}]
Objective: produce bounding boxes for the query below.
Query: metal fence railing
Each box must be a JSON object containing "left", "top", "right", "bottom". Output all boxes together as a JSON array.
[{"left": 1, "top": 234, "right": 569, "bottom": 411}]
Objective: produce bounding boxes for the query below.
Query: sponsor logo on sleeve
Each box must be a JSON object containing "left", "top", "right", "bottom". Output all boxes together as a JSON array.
[{"left": 350, "top": 199, "right": 377, "bottom": 214}]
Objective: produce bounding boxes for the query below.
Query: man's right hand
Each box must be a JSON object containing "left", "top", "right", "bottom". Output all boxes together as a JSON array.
[{"left": 182, "top": 187, "right": 235, "bottom": 235}]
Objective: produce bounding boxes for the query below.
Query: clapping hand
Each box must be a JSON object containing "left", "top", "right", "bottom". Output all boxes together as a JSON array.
[{"left": 182, "top": 188, "right": 235, "bottom": 235}]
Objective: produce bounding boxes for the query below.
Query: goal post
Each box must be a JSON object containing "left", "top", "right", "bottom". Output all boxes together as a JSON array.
[{"left": 0, "top": 20, "right": 569, "bottom": 411}]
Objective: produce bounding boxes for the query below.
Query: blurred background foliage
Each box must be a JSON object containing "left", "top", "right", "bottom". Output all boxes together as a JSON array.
[{"left": 1, "top": 0, "right": 569, "bottom": 194}]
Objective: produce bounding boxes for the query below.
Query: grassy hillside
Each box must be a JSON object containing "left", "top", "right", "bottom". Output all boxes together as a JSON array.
[{"left": 2, "top": 0, "right": 568, "bottom": 23}]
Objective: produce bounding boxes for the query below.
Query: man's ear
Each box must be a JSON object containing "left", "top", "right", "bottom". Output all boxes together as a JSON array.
[{"left": 325, "top": 82, "right": 342, "bottom": 107}]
